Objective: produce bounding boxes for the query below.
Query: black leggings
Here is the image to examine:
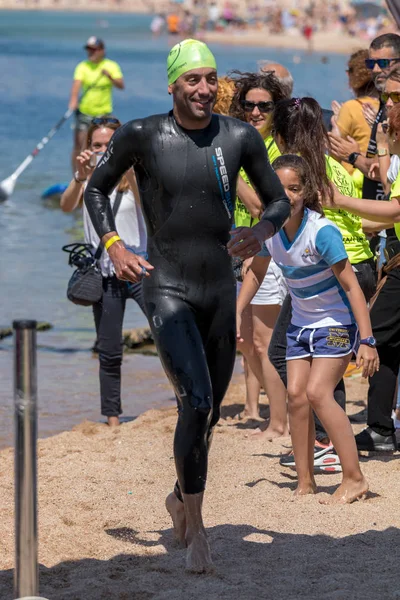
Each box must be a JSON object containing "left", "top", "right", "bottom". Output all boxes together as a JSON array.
[
  {"left": 93, "top": 276, "right": 145, "bottom": 417},
  {"left": 367, "top": 265, "right": 400, "bottom": 436},
  {"left": 145, "top": 289, "right": 236, "bottom": 495},
  {"left": 268, "top": 260, "right": 376, "bottom": 439}
]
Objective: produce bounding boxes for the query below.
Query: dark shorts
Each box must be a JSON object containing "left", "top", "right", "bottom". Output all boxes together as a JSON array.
[
  {"left": 286, "top": 323, "right": 359, "bottom": 360},
  {"left": 74, "top": 111, "right": 111, "bottom": 132}
]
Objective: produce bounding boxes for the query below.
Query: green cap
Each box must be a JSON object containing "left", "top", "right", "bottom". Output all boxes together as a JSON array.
[{"left": 167, "top": 39, "right": 217, "bottom": 85}]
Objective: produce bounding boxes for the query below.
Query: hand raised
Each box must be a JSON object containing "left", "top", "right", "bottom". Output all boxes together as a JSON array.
[
  {"left": 76, "top": 150, "right": 94, "bottom": 180},
  {"left": 362, "top": 102, "right": 378, "bottom": 128}
]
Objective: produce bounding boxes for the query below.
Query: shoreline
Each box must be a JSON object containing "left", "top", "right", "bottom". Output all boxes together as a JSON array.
[
  {"left": 1, "top": 374, "right": 400, "bottom": 599},
  {"left": 201, "top": 28, "right": 371, "bottom": 55},
  {"left": 1, "top": 5, "right": 393, "bottom": 56}
]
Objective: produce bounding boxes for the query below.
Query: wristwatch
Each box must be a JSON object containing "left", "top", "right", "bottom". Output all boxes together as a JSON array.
[
  {"left": 74, "top": 170, "right": 87, "bottom": 183},
  {"left": 348, "top": 152, "right": 361, "bottom": 166},
  {"left": 360, "top": 336, "right": 377, "bottom": 348},
  {"left": 377, "top": 147, "right": 389, "bottom": 157}
]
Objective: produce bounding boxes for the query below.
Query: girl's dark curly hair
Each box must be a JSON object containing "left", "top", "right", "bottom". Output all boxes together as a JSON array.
[
  {"left": 272, "top": 97, "right": 333, "bottom": 204},
  {"left": 272, "top": 154, "right": 323, "bottom": 214},
  {"left": 228, "top": 70, "right": 287, "bottom": 123}
]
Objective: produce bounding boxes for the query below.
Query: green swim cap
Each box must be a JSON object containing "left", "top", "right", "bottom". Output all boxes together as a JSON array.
[{"left": 167, "top": 39, "right": 217, "bottom": 85}]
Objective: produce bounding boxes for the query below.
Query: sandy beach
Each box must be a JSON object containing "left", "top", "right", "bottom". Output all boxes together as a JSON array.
[
  {"left": 1, "top": 1, "right": 398, "bottom": 56},
  {"left": 201, "top": 28, "right": 374, "bottom": 56},
  {"left": 1, "top": 372, "right": 399, "bottom": 599}
]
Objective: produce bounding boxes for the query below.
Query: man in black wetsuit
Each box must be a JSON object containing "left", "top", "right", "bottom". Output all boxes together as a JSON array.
[{"left": 85, "top": 38, "right": 290, "bottom": 572}]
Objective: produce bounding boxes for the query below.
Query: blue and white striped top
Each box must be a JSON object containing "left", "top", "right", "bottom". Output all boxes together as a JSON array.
[{"left": 258, "top": 209, "right": 354, "bottom": 328}]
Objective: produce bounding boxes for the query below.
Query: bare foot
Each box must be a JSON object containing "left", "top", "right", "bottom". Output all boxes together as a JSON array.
[
  {"left": 234, "top": 411, "right": 263, "bottom": 421},
  {"left": 107, "top": 416, "right": 120, "bottom": 428},
  {"left": 319, "top": 476, "right": 369, "bottom": 505},
  {"left": 294, "top": 480, "right": 317, "bottom": 497},
  {"left": 165, "top": 492, "right": 187, "bottom": 547},
  {"left": 250, "top": 425, "right": 290, "bottom": 440},
  {"left": 185, "top": 530, "right": 214, "bottom": 573}
]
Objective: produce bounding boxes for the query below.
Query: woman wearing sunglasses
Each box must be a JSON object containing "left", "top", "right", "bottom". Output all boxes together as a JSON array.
[
  {"left": 227, "top": 71, "right": 289, "bottom": 438},
  {"left": 332, "top": 49, "right": 379, "bottom": 178},
  {"left": 61, "top": 117, "right": 147, "bottom": 428},
  {"left": 372, "top": 67, "right": 400, "bottom": 196}
]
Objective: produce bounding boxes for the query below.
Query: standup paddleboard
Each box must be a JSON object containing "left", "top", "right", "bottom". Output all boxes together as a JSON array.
[{"left": 41, "top": 182, "right": 68, "bottom": 198}]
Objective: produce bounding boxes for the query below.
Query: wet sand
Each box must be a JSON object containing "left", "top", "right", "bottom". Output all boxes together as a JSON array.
[
  {"left": 0, "top": 348, "right": 174, "bottom": 450},
  {"left": 1, "top": 373, "right": 399, "bottom": 599}
]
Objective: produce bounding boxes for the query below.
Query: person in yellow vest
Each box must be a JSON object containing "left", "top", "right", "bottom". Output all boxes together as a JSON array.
[
  {"left": 68, "top": 37, "right": 125, "bottom": 172},
  {"left": 228, "top": 71, "right": 289, "bottom": 439},
  {"left": 335, "top": 102, "right": 400, "bottom": 453}
]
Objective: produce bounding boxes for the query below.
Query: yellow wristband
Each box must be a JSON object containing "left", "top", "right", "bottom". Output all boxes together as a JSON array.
[{"left": 104, "top": 235, "right": 121, "bottom": 251}]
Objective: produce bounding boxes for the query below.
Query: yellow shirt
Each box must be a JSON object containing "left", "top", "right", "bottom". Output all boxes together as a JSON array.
[
  {"left": 337, "top": 97, "right": 380, "bottom": 175},
  {"left": 235, "top": 146, "right": 372, "bottom": 263},
  {"left": 390, "top": 172, "right": 400, "bottom": 241},
  {"left": 352, "top": 168, "right": 364, "bottom": 198},
  {"left": 74, "top": 58, "right": 123, "bottom": 116},
  {"left": 324, "top": 156, "right": 372, "bottom": 264},
  {"left": 235, "top": 135, "right": 281, "bottom": 228}
]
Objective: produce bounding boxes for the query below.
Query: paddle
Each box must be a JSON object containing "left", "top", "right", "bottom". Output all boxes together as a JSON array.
[
  {"left": 0, "top": 108, "right": 74, "bottom": 202},
  {"left": 0, "top": 72, "right": 104, "bottom": 202}
]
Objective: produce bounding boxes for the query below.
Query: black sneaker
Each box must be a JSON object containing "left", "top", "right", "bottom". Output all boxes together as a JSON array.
[
  {"left": 279, "top": 442, "right": 334, "bottom": 468},
  {"left": 355, "top": 427, "right": 397, "bottom": 452}
]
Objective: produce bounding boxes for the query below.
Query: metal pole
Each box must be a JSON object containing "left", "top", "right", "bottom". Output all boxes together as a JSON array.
[{"left": 13, "top": 319, "right": 38, "bottom": 599}]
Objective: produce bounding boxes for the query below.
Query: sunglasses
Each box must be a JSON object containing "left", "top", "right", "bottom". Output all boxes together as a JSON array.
[
  {"left": 365, "top": 58, "right": 400, "bottom": 70},
  {"left": 242, "top": 100, "right": 274, "bottom": 113},
  {"left": 381, "top": 91, "right": 400, "bottom": 104},
  {"left": 91, "top": 117, "right": 120, "bottom": 125}
]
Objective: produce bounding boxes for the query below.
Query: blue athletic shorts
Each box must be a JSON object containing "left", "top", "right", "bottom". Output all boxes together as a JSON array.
[{"left": 286, "top": 323, "right": 359, "bottom": 360}]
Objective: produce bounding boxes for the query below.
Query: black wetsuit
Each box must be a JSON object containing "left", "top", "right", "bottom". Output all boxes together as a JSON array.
[{"left": 85, "top": 112, "right": 290, "bottom": 495}]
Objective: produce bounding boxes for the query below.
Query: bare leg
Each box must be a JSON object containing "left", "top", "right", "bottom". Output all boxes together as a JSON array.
[
  {"left": 183, "top": 492, "right": 213, "bottom": 573},
  {"left": 307, "top": 356, "right": 368, "bottom": 504},
  {"left": 107, "top": 416, "right": 119, "bottom": 427},
  {"left": 242, "top": 358, "right": 262, "bottom": 420},
  {"left": 287, "top": 358, "right": 316, "bottom": 495},
  {"left": 236, "top": 305, "right": 262, "bottom": 419},
  {"left": 251, "top": 304, "right": 289, "bottom": 439},
  {"left": 165, "top": 491, "right": 186, "bottom": 547}
]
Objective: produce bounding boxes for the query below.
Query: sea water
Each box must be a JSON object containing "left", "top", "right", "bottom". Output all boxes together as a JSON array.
[{"left": 0, "top": 10, "right": 349, "bottom": 446}]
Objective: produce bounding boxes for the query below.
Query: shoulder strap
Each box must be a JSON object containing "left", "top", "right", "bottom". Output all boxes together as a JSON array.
[
  {"left": 266, "top": 139, "right": 275, "bottom": 152},
  {"left": 93, "top": 190, "right": 124, "bottom": 259}
]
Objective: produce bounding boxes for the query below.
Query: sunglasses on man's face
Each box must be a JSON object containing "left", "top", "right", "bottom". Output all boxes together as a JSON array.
[
  {"left": 91, "top": 117, "right": 120, "bottom": 125},
  {"left": 242, "top": 101, "right": 274, "bottom": 113},
  {"left": 381, "top": 91, "right": 400, "bottom": 104},
  {"left": 365, "top": 58, "right": 400, "bottom": 70}
]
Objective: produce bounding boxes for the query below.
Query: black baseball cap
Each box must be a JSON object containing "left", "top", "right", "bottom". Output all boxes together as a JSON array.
[{"left": 84, "top": 36, "right": 105, "bottom": 50}]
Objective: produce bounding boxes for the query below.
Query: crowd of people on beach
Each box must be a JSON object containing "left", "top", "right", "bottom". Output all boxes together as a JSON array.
[
  {"left": 149, "top": 0, "right": 396, "bottom": 47},
  {"left": 61, "top": 29, "right": 400, "bottom": 572}
]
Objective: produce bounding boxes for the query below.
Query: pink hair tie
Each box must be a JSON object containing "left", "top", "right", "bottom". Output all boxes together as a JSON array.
[{"left": 294, "top": 98, "right": 301, "bottom": 108}]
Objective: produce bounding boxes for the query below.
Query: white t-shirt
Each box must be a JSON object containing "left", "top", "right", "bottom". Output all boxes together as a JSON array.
[
  {"left": 258, "top": 209, "right": 353, "bottom": 328},
  {"left": 388, "top": 154, "right": 400, "bottom": 185},
  {"left": 84, "top": 186, "right": 147, "bottom": 277}
]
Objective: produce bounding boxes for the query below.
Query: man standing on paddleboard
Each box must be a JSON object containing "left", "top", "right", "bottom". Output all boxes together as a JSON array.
[{"left": 68, "top": 36, "right": 125, "bottom": 172}]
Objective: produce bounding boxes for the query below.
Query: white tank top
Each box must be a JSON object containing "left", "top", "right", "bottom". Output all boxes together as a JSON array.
[{"left": 83, "top": 186, "right": 147, "bottom": 277}]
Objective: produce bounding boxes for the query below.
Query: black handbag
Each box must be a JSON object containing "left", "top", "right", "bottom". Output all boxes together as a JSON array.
[{"left": 62, "top": 191, "right": 123, "bottom": 306}]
